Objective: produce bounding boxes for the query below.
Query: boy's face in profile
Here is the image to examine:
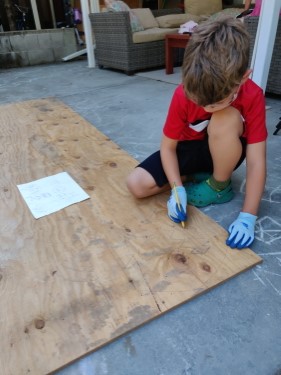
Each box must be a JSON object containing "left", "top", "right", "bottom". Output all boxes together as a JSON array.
[
  {"left": 202, "top": 85, "right": 241, "bottom": 113},
  {"left": 191, "top": 69, "right": 252, "bottom": 113}
]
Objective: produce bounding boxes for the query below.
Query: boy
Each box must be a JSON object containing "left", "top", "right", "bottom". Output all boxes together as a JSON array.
[{"left": 126, "top": 17, "right": 267, "bottom": 250}]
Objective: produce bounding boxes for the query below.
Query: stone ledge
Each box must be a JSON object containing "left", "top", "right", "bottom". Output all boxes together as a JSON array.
[{"left": 0, "top": 28, "right": 78, "bottom": 68}]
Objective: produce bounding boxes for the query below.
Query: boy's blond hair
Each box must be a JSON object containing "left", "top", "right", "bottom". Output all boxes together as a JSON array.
[{"left": 182, "top": 16, "right": 250, "bottom": 106}]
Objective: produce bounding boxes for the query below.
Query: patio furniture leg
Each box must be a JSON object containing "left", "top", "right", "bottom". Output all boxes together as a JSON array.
[{"left": 273, "top": 117, "right": 281, "bottom": 135}]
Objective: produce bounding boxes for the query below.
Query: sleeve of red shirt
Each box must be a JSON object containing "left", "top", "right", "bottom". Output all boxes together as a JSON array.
[
  {"left": 163, "top": 85, "right": 188, "bottom": 140},
  {"left": 242, "top": 81, "right": 268, "bottom": 144}
]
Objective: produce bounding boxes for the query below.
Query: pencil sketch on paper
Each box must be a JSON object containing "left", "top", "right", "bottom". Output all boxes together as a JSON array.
[{"left": 17, "top": 172, "right": 90, "bottom": 219}]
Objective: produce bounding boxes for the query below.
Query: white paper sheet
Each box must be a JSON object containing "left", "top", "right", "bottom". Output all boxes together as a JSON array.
[{"left": 17, "top": 172, "right": 90, "bottom": 219}]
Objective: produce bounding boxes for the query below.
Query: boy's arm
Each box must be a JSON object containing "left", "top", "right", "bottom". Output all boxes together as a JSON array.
[
  {"left": 243, "top": 141, "right": 267, "bottom": 215},
  {"left": 160, "top": 134, "right": 187, "bottom": 224},
  {"left": 160, "top": 134, "right": 182, "bottom": 187}
]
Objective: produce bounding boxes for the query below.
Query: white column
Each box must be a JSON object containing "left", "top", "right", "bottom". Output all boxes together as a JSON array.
[
  {"left": 251, "top": 0, "right": 281, "bottom": 91},
  {"left": 30, "top": 0, "right": 41, "bottom": 30},
  {"left": 49, "top": 0, "right": 57, "bottom": 28},
  {"left": 90, "top": 0, "right": 100, "bottom": 13},
  {"left": 81, "top": 0, "right": 95, "bottom": 68}
]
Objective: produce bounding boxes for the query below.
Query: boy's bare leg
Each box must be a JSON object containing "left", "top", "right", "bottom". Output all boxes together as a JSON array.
[
  {"left": 208, "top": 106, "right": 244, "bottom": 182},
  {"left": 126, "top": 167, "right": 169, "bottom": 198}
]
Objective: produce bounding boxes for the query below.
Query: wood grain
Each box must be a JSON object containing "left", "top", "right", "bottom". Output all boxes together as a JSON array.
[{"left": 0, "top": 98, "right": 262, "bottom": 375}]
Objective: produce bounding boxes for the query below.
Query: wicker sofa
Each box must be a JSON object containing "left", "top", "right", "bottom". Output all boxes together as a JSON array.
[
  {"left": 244, "top": 16, "right": 281, "bottom": 95},
  {"left": 89, "top": 8, "right": 185, "bottom": 75}
]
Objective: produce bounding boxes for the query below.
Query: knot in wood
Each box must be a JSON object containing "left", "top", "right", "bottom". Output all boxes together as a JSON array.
[
  {"left": 34, "top": 319, "right": 45, "bottom": 330},
  {"left": 202, "top": 263, "right": 211, "bottom": 272},
  {"left": 173, "top": 253, "right": 187, "bottom": 264}
]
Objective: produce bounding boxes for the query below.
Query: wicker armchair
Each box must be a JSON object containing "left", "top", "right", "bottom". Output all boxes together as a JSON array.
[
  {"left": 244, "top": 16, "right": 281, "bottom": 95},
  {"left": 89, "top": 9, "right": 184, "bottom": 75}
]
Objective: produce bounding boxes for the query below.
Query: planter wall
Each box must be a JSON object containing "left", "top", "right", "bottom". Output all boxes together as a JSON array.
[{"left": 0, "top": 28, "right": 77, "bottom": 68}]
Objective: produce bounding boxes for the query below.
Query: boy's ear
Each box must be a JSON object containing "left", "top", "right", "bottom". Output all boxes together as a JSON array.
[{"left": 241, "top": 69, "right": 252, "bottom": 83}]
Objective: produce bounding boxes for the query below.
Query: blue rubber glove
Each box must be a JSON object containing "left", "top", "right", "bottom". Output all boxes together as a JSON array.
[
  {"left": 226, "top": 212, "right": 257, "bottom": 249},
  {"left": 167, "top": 186, "right": 187, "bottom": 224}
]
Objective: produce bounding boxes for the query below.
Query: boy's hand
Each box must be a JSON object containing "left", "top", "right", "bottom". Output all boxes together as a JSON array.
[
  {"left": 226, "top": 212, "right": 257, "bottom": 249},
  {"left": 167, "top": 186, "right": 187, "bottom": 224}
]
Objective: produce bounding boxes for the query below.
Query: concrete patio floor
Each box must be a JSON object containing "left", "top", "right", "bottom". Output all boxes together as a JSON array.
[{"left": 0, "top": 60, "right": 281, "bottom": 375}]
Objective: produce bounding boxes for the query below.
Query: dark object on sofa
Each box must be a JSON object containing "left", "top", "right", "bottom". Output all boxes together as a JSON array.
[
  {"left": 244, "top": 16, "right": 281, "bottom": 95},
  {"left": 236, "top": 9, "right": 253, "bottom": 18},
  {"left": 222, "top": 0, "right": 234, "bottom": 5},
  {"left": 90, "top": 8, "right": 184, "bottom": 75}
]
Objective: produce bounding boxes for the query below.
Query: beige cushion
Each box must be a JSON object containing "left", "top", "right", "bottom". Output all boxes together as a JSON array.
[
  {"left": 132, "top": 27, "right": 178, "bottom": 43},
  {"left": 156, "top": 13, "right": 202, "bottom": 28},
  {"left": 184, "top": 0, "right": 222, "bottom": 16},
  {"left": 208, "top": 8, "right": 244, "bottom": 21},
  {"left": 132, "top": 8, "right": 159, "bottom": 29},
  {"left": 104, "top": 0, "right": 144, "bottom": 32}
]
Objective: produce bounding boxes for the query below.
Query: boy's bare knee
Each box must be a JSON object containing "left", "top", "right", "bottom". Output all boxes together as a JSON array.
[
  {"left": 126, "top": 167, "right": 160, "bottom": 198},
  {"left": 208, "top": 107, "right": 243, "bottom": 137},
  {"left": 126, "top": 173, "right": 142, "bottom": 198},
  {"left": 126, "top": 168, "right": 149, "bottom": 198}
]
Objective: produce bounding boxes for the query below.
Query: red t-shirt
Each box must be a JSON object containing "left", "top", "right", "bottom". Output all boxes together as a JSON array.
[{"left": 163, "top": 79, "right": 267, "bottom": 144}]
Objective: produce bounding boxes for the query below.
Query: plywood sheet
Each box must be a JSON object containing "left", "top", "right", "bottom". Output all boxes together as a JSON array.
[{"left": 0, "top": 98, "right": 262, "bottom": 375}]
